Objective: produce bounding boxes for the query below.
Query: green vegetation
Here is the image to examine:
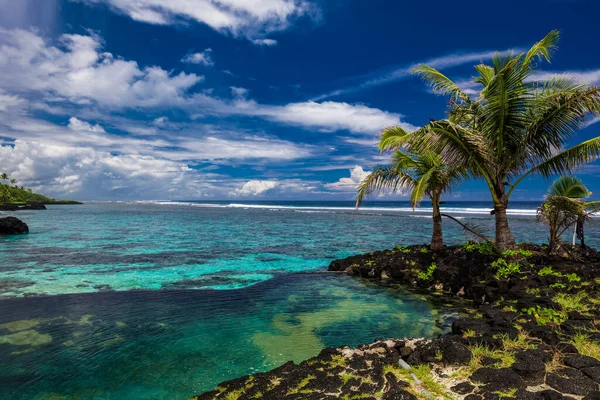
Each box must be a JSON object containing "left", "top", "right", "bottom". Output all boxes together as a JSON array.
[
  {"left": 0, "top": 173, "right": 62, "bottom": 205},
  {"left": 491, "top": 258, "right": 521, "bottom": 279},
  {"left": 356, "top": 145, "right": 468, "bottom": 251},
  {"left": 462, "top": 241, "right": 496, "bottom": 255},
  {"left": 384, "top": 364, "right": 453, "bottom": 399},
  {"left": 537, "top": 176, "right": 600, "bottom": 252},
  {"left": 572, "top": 333, "right": 600, "bottom": 359},
  {"left": 417, "top": 263, "right": 437, "bottom": 281},
  {"left": 553, "top": 291, "right": 589, "bottom": 314},
  {"left": 394, "top": 245, "right": 411, "bottom": 254},
  {"left": 522, "top": 306, "right": 566, "bottom": 326},
  {"left": 376, "top": 31, "right": 600, "bottom": 251},
  {"left": 502, "top": 248, "right": 533, "bottom": 258}
]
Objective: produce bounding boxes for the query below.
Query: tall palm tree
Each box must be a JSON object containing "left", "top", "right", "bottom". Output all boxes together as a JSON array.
[
  {"left": 0, "top": 173, "right": 8, "bottom": 184},
  {"left": 379, "top": 31, "right": 600, "bottom": 251},
  {"left": 356, "top": 148, "right": 467, "bottom": 250},
  {"left": 537, "top": 176, "right": 600, "bottom": 251}
]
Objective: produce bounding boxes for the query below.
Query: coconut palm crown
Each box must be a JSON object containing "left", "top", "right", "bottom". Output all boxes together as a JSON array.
[
  {"left": 378, "top": 30, "right": 600, "bottom": 251},
  {"left": 356, "top": 148, "right": 468, "bottom": 250},
  {"left": 537, "top": 176, "right": 600, "bottom": 252}
]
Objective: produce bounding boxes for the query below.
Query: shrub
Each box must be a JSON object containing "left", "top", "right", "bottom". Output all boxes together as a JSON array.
[
  {"left": 522, "top": 306, "right": 566, "bottom": 326},
  {"left": 417, "top": 263, "right": 437, "bottom": 281},
  {"left": 502, "top": 248, "right": 533, "bottom": 258},
  {"left": 491, "top": 258, "right": 521, "bottom": 279},
  {"left": 462, "top": 241, "right": 496, "bottom": 255}
]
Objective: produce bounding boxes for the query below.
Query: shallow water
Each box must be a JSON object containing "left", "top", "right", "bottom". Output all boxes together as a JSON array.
[
  {"left": 0, "top": 274, "right": 460, "bottom": 400},
  {"left": 2, "top": 201, "right": 598, "bottom": 297},
  {"left": 2, "top": 201, "right": 599, "bottom": 399}
]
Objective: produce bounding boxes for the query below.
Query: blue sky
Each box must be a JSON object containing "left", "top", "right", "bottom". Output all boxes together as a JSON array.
[{"left": 0, "top": 0, "right": 599, "bottom": 201}]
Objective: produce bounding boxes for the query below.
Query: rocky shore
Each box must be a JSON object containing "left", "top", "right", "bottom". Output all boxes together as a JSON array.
[{"left": 193, "top": 243, "right": 600, "bottom": 399}]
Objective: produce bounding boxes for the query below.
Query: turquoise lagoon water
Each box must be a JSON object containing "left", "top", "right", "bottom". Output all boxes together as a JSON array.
[{"left": 1, "top": 201, "right": 599, "bottom": 399}]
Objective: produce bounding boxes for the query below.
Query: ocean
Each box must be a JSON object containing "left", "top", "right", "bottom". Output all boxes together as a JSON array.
[{"left": 1, "top": 201, "right": 597, "bottom": 399}]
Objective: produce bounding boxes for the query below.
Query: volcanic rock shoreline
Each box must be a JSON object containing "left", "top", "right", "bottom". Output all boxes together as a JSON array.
[{"left": 193, "top": 243, "right": 600, "bottom": 399}]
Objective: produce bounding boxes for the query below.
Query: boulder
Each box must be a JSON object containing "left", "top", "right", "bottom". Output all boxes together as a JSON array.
[
  {"left": 564, "top": 354, "right": 600, "bottom": 370},
  {"left": 0, "top": 217, "right": 29, "bottom": 235},
  {"left": 511, "top": 351, "right": 546, "bottom": 385},
  {"left": 470, "top": 367, "right": 525, "bottom": 391},
  {"left": 546, "top": 368, "right": 598, "bottom": 396}
]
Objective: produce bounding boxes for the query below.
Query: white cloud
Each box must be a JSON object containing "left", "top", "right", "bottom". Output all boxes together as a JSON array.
[
  {"left": 231, "top": 180, "right": 279, "bottom": 196},
  {"left": 0, "top": 29, "right": 405, "bottom": 135},
  {"left": 68, "top": 117, "right": 105, "bottom": 132},
  {"left": 325, "top": 166, "right": 369, "bottom": 191},
  {"left": 530, "top": 69, "right": 600, "bottom": 86},
  {"left": 0, "top": 28, "right": 203, "bottom": 109},
  {"left": 75, "top": 0, "right": 317, "bottom": 39},
  {"left": 0, "top": 140, "right": 206, "bottom": 199},
  {"left": 233, "top": 100, "right": 409, "bottom": 134},
  {"left": 252, "top": 38, "right": 278, "bottom": 46},
  {"left": 181, "top": 49, "right": 214, "bottom": 66},
  {"left": 313, "top": 49, "right": 519, "bottom": 101},
  {"left": 230, "top": 87, "right": 249, "bottom": 98}
]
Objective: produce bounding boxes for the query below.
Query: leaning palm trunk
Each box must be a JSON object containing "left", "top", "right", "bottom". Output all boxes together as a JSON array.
[{"left": 430, "top": 193, "right": 444, "bottom": 250}]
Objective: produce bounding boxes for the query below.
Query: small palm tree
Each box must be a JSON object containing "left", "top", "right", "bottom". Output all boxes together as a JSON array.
[
  {"left": 380, "top": 30, "right": 600, "bottom": 251},
  {"left": 356, "top": 148, "right": 467, "bottom": 250},
  {"left": 9, "top": 178, "right": 16, "bottom": 186},
  {"left": 537, "top": 176, "right": 600, "bottom": 252}
]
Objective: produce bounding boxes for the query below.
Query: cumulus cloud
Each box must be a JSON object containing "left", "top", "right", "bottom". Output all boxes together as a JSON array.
[
  {"left": 325, "top": 166, "right": 370, "bottom": 191},
  {"left": 0, "top": 28, "right": 203, "bottom": 109},
  {"left": 75, "top": 0, "right": 317, "bottom": 39},
  {"left": 231, "top": 180, "right": 279, "bottom": 196},
  {"left": 0, "top": 29, "right": 404, "bottom": 135},
  {"left": 252, "top": 38, "right": 278, "bottom": 46},
  {"left": 181, "top": 49, "right": 214, "bottom": 66},
  {"left": 0, "top": 140, "right": 204, "bottom": 199},
  {"left": 68, "top": 117, "right": 105, "bottom": 132}
]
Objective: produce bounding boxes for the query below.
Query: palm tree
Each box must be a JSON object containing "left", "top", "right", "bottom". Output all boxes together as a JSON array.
[
  {"left": 356, "top": 148, "right": 467, "bottom": 250},
  {"left": 380, "top": 31, "right": 600, "bottom": 251},
  {"left": 537, "top": 176, "right": 600, "bottom": 252},
  {"left": 9, "top": 178, "right": 16, "bottom": 186},
  {"left": 0, "top": 173, "right": 8, "bottom": 185}
]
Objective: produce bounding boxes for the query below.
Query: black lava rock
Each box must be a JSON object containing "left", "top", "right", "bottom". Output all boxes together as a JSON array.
[
  {"left": 583, "top": 366, "right": 600, "bottom": 384},
  {"left": 470, "top": 367, "right": 525, "bottom": 391},
  {"left": 546, "top": 368, "right": 599, "bottom": 396},
  {"left": 451, "top": 381, "right": 474, "bottom": 394},
  {"left": 0, "top": 217, "right": 29, "bottom": 235},
  {"left": 564, "top": 354, "right": 600, "bottom": 370},
  {"left": 511, "top": 351, "right": 547, "bottom": 385}
]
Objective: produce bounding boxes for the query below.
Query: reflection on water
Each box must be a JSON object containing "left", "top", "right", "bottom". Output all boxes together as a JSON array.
[{"left": 0, "top": 274, "right": 460, "bottom": 400}]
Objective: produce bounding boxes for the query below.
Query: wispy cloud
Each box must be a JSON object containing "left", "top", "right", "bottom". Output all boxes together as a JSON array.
[
  {"left": 530, "top": 69, "right": 600, "bottom": 85},
  {"left": 74, "top": 0, "right": 318, "bottom": 40},
  {"left": 313, "top": 49, "right": 519, "bottom": 101},
  {"left": 252, "top": 39, "right": 278, "bottom": 46}
]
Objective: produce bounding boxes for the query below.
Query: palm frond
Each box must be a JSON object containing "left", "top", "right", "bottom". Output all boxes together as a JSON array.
[
  {"left": 530, "top": 135, "right": 600, "bottom": 178},
  {"left": 379, "top": 125, "right": 411, "bottom": 151},
  {"left": 523, "top": 30, "right": 560, "bottom": 69},
  {"left": 411, "top": 64, "right": 470, "bottom": 102},
  {"left": 474, "top": 64, "right": 494, "bottom": 88},
  {"left": 355, "top": 166, "right": 416, "bottom": 208},
  {"left": 410, "top": 167, "right": 434, "bottom": 208},
  {"left": 548, "top": 176, "right": 591, "bottom": 198}
]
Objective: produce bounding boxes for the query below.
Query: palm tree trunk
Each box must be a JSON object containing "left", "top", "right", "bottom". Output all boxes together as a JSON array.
[
  {"left": 494, "top": 201, "right": 516, "bottom": 251},
  {"left": 431, "top": 194, "right": 444, "bottom": 251}
]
